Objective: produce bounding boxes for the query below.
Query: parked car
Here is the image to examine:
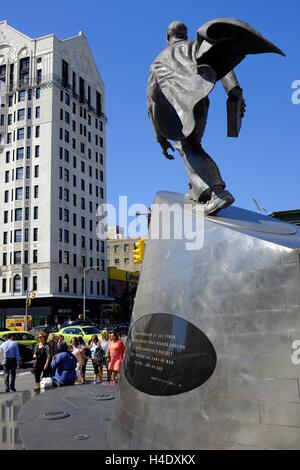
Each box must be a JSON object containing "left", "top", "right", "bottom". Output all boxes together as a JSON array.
[
  {"left": 0, "top": 327, "right": 10, "bottom": 332},
  {"left": 0, "top": 331, "right": 38, "bottom": 367},
  {"left": 57, "top": 325, "right": 102, "bottom": 345}
]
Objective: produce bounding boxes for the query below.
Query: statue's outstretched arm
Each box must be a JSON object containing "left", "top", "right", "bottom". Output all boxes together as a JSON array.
[
  {"left": 221, "top": 71, "right": 239, "bottom": 94},
  {"left": 221, "top": 70, "right": 246, "bottom": 125}
]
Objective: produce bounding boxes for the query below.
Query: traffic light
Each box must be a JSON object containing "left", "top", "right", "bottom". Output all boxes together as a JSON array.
[
  {"left": 31, "top": 291, "right": 35, "bottom": 300},
  {"left": 27, "top": 298, "right": 32, "bottom": 307},
  {"left": 133, "top": 238, "right": 146, "bottom": 264}
]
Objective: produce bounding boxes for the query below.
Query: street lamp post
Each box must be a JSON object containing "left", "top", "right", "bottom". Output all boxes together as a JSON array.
[{"left": 83, "top": 266, "right": 102, "bottom": 322}]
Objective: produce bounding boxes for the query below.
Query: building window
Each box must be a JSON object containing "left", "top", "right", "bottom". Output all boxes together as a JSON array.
[
  {"left": 14, "top": 229, "right": 22, "bottom": 243},
  {"left": 25, "top": 186, "right": 30, "bottom": 199},
  {"left": 35, "top": 145, "right": 40, "bottom": 158},
  {"left": 7, "top": 132, "right": 11, "bottom": 143},
  {"left": 34, "top": 185, "right": 39, "bottom": 198},
  {"left": 17, "top": 128, "right": 24, "bottom": 140},
  {"left": 59, "top": 276, "right": 62, "bottom": 293},
  {"left": 64, "top": 274, "right": 69, "bottom": 292},
  {"left": 3, "top": 253, "right": 7, "bottom": 266},
  {"left": 8, "top": 95, "right": 13, "bottom": 107},
  {"left": 33, "top": 276, "right": 37, "bottom": 291},
  {"left": 13, "top": 274, "right": 21, "bottom": 293},
  {"left": 15, "top": 187, "right": 23, "bottom": 200},
  {"left": 115, "top": 259, "right": 119, "bottom": 265},
  {"left": 34, "top": 165, "right": 39, "bottom": 177},
  {"left": 37, "top": 69, "right": 42, "bottom": 84},
  {"left": 14, "top": 252, "right": 22, "bottom": 265},
  {"left": 16, "top": 167, "right": 23, "bottom": 181},
  {"left": 3, "top": 232, "right": 8, "bottom": 244},
  {"left": 27, "top": 147, "right": 30, "bottom": 159},
  {"left": 64, "top": 230, "right": 69, "bottom": 243},
  {"left": 24, "top": 228, "right": 29, "bottom": 242},
  {"left": 24, "top": 277, "right": 28, "bottom": 292},
  {"left": 36, "top": 88, "right": 40, "bottom": 99},
  {"left": 28, "top": 89, "right": 32, "bottom": 100},
  {"left": 6, "top": 151, "right": 10, "bottom": 163},
  {"left": 63, "top": 251, "right": 69, "bottom": 264},
  {"left": 18, "top": 90, "right": 26, "bottom": 102},
  {"left": 124, "top": 244, "right": 129, "bottom": 253},
  {"left": 24, "top": 250, "right": 28, "bottom": 263},
  {"left": 16, "top": 147, "right": 24, "bottom": 160},
  {"left": 33, "top": 250, "right": 38, "bottom": 263},
  {"left": 101, "top": 280, "right": 105, "bottom": 296},
  {"left": 17, "top": 108, "right": 25, "bottom": 121},
  {"left": 27, "top": 127, "right": 31, "bottom": 139},
  {"left": 15, "top": 208, "right": 22, "bottom": 221},
  {"left": 2, "top": 278, "right": 7, "bottom": 293},
  {"left": 35, "top": 126, "right": 40, "bottom": 138},
  {"left": 33, "top": 228, "right": 38, "bottom": 241},
  {"left": 27, "top": 108, "right": 32, "bottom": 120},
  {"left": 34, "top": 206, "right": 39, "bottom": 219},
  {"left": 73, "top": 278, "right": 77, "bottom": 294}
]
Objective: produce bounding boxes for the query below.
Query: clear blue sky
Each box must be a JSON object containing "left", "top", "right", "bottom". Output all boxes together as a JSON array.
[{"left": 2, "top": 0, "right": 300, "bottom": 216}]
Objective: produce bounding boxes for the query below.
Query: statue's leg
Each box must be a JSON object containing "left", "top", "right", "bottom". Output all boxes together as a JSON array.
[{"left": 174, "top": 99, "right": 234, "bottom": 214}]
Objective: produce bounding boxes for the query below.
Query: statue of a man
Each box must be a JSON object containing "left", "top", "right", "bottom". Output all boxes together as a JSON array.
[{"left": 147, "top": 19, "right": 284, "bottom": 215}]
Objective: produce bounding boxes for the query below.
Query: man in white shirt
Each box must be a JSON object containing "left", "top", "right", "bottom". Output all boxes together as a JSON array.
[{"left": 0, "top": 333, "right": 20, "bottom": 392}]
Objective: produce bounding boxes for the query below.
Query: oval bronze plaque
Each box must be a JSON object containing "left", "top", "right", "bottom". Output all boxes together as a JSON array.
[{"left": 124, "top": 313, "right": 217, "bottom": 396}]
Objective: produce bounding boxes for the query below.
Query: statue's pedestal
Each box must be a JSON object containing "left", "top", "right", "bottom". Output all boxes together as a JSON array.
[{"left": 108, "top": 191, "right": 300, "bottom": 450}]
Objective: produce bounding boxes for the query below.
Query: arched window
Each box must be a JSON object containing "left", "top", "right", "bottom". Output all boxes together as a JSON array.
[
  {"left": 101, "top": 279, "right": 105, "bottom": 296},
  {"left": 13, "top": 274, "right": 21, "bottom": 293},
  {"left": 64, "top": 274, "right": 69, "bottom": 293}
]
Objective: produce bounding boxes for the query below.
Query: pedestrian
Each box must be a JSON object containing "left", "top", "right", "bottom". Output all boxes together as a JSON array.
[
  {"left": 0, "top": 332, "right": 20, "bottom": 392},
  {"left": 57, "top": 323, "right": 61, "bottom": 331},
  {"left": 107, "top": 332, "right": 125, "bottom": 385},
  {"left": 100, "top": 329, "right": 110, "bottom": 383},
  {"left": 51, "top": 341, "right": 77, "bottom": 387},
  {"left": 78, "top": 336, "right": 89, "bottom": 384},
  {"left": 57, "top": 335, "right": 65, "bottom": 346},
  {"left": 46, "top": 333, "right": 58, "bottom": 377},
  {"left": 89, "top": 335, "right": 102, "bottom": 384},
  {"left": 32, "top": 331, "right": 51, "bottom": 390},
  {"left": 70, "top": 337, "right": 84, "bottom": 384}
]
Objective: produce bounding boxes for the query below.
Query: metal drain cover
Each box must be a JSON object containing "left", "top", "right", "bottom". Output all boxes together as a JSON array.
[
  {"left": 99, "top": 416, "right": 112, "bottom": 422},
  {"left": 40, "top": 410, "right": 70, "bottom": 420},
  {"left": 75, "top": 434, "right": 89, "bottom": 440},
  {"left": 95, "top": 394, "right": 115, "bottom": 401}
]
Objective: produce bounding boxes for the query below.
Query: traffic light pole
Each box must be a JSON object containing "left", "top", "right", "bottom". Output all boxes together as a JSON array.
[{"left": 25, "top": 290, "right": 29, "bottom": 332}]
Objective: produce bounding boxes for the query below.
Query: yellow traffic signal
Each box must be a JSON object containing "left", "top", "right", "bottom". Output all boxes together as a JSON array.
[
  {"left": 27, "top": 298, "right": 32, "bottom": 307},
  {"left": 133, "top": 238, "right": 146, "bottom": 264},
  {"left": 31, "top": 291, "right": 35, "bottom": 300}
]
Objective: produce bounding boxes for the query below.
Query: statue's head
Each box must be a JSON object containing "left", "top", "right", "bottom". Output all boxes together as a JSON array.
[{"left": 167, "top": 21, "right": 188, "bottom": 44}]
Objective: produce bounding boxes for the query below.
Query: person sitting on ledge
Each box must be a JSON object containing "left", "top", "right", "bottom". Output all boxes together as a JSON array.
[{"left": 51, "top": 341, "right": 77, "bottom": 387}]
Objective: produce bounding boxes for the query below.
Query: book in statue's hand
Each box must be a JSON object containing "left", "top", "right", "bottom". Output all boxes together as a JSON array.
[{"left": 227, "top": 87, "right": 244, "bottom": 138}]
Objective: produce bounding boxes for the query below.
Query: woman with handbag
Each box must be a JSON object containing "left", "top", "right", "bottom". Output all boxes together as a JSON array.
[
  {"left": 32, "top": 331, "right": 51, "bottom": 390},
  {"left": 89, "top": 335, "right": 102, "bottom": 384}
]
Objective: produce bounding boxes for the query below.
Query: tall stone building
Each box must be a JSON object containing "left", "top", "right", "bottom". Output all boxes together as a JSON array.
[{"left": 0, "top": 21, "right": 109, "bottom": 326}]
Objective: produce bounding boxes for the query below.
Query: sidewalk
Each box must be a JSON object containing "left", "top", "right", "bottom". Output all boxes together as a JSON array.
[{"left": 17, "top": 381, "right": 118, "bottom": 450}]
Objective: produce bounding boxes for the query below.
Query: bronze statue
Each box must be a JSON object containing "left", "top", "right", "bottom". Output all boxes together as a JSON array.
[{"left": 147, "top": 18, "right": 285, "bottom": 215}]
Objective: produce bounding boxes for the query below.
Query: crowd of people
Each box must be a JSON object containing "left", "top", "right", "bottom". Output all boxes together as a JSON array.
[{"left": 1, "top": 330, "right": 125, "bottom": 392}]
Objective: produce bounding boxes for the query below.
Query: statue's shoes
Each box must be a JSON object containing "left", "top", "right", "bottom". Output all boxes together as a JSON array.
[{"left": 203, "top": 190, "right": 234, "bottom": 216}]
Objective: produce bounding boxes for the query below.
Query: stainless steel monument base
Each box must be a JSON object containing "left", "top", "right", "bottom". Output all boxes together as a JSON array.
[{"left": 108, "top": 191, "right": 300, "bottom": 450}]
